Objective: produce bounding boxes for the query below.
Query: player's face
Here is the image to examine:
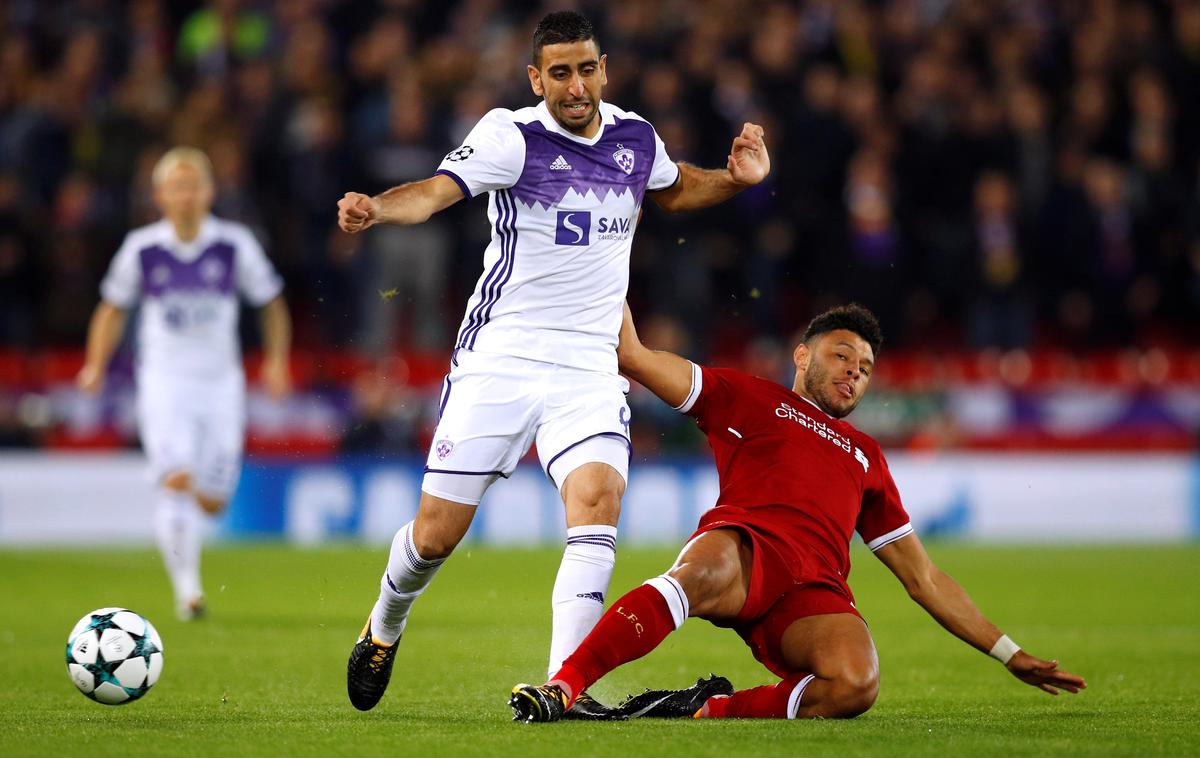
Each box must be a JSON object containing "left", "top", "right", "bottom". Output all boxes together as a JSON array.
[
  {"left": 528, "top": 40, "right": 607, "bottom": 137},
  {"left": 794, "top": 330, "right": 875, "bottom": 419},
  {"left": 154, "top": 162, "right": 213, "bottom": 230}
]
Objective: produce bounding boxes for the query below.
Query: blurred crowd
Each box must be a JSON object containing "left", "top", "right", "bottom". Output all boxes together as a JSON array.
[{"left": 1, "top": 0, "right": 1199, "bottom": 363}]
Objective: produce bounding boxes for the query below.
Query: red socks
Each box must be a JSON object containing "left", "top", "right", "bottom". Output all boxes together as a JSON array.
[
  {"left": 551, "top": 584, "right": 678, "bottom": 702},
  {"left": 547, "top": 581, "right": 814, "bottom": 720},
  {"left": 700, "top": 673, "right": 814, "bottom": 719}
]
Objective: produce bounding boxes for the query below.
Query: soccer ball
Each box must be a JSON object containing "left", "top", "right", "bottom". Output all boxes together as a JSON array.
[{"left": 65, "top": 607, "right": 163, "bottom": 705}]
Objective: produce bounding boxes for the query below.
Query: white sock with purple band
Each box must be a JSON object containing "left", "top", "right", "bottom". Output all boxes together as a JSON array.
[
  {"left": 153, "top": 488, "right": 203, "bottom": 613},
  {"left": 370, "top": 521, "right": 445, "bottom": 646},
  {"left": 548, "top": 525, "right": 618, "bottom": 677}
]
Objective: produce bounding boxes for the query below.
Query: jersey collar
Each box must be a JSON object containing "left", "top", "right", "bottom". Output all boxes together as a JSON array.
[
  {"left": 797, "top": 393, "right": 834, "bottom": 420},
  {"left": 535, "top": 100, "right": 615, "bottom": 146},
  {"left": 164, "top": 214, "right": 218, "bottom": 260}
]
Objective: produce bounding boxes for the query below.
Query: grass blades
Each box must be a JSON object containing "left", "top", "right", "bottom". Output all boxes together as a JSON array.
[{"left": 0, "top": 543, "right": 1196, "bottom": 756}]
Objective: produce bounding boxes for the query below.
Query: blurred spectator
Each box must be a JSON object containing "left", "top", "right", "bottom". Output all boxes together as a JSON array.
[
  {"left": 0, "top": 231, "right": 36, "bottom": 346},
  {"left": 339, "top": 364, "right": 421, "bottom": 454},
  {"left": 353, "top": 71, "right": 451, "bottom": 354},
  {"left": 0, "top": 0, "right": 1194, "bottom": 356},
  {"left": 966, "top": 171, "right": 1032, "bottom": 348},
  {"left": 842, "top": 148, "right": 903, "bottom": 330},
  {"left": 177, "top": 0, "right": 272, "bottom": 79}
]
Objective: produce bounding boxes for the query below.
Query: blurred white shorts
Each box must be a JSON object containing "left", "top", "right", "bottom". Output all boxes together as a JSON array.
[{"left": 137, "top": 370, "right": 245, "bottom": 500}]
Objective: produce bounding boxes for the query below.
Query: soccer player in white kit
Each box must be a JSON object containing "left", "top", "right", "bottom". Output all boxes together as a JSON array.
[
  {"left": 338, "top": 11, "right": 770, "bottom": 716},
  {"left": 78, "top": 147, "right": 292, "bottom": 621}
]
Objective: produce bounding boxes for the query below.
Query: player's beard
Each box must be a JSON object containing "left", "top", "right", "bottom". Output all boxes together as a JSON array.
[
  {"left": 803, "top": 362, "right": 858, "bottom": 419},
  {"left": 554, "top": 98, "right": 597, "bottom": 133}
]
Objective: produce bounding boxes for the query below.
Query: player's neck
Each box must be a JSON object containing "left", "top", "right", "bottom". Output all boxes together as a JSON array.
[
  {"left": 793, "top": 386, "right": 831, "bottom": 418},
  {"left": 566, "top": 117, "right": 601, "bottom": 139},
  {"left": 549, "top": 105, "right": 602, "bottom": 139},
  {"left": 170, "top": 219, "right": 202, "bottom": 243}
]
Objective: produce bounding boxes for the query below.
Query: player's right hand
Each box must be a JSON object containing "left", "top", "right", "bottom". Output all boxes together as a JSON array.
[
  {"left": 76, "top": 363, "right": 104, "bottom": 395},
  {"left": 338, "top": 192, "right": 380, "bottom": 233}
]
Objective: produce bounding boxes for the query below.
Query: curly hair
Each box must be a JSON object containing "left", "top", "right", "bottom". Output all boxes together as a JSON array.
[
  {"left": 532, "top": 11, "right": 597, "bottom": 66},
  {"left": 801, "top": 303, "right": 884, "bottom": 356}
]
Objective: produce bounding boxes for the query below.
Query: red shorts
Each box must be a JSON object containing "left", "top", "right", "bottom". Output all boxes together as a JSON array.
[{"left": 690, "top": 515, "right": 862, "bottom": 679}]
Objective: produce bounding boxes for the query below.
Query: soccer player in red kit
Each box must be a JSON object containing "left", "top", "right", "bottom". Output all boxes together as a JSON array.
[{"left": 510, "top": 303, "right": 1085, "bottom": 722}]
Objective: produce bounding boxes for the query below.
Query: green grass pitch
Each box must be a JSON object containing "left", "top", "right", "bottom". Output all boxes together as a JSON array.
[{"left": 0, "top": 543, "right": 1196, "bottom": 756}]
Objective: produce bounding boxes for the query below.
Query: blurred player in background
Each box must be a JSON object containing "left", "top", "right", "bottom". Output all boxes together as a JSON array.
[
  {"left": 337, "top": 11, "right": 769, "bottom": 716},
  {"left": 78, "top": 147, "right": 292, "bottom": 622},
  {"left": 510, "top": 303, "right": 1085, "bottom": 722}
]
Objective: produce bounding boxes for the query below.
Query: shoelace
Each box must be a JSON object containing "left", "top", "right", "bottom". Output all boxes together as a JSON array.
[{"left": 366, "top": 645, "right": 390, "bottom": 672}]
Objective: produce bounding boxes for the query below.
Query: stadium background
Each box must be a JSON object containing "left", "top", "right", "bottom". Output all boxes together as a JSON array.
[
  {"left": 0, "top": 3, "right": 1198, "bottom": 756},
  {"left": 0, "top": 0, "right": 1197, "bottom": 545}
]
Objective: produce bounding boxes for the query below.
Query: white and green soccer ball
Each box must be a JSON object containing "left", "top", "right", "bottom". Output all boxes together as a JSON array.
[{"left": 65, "top": 608, "right": 163, "bottom": 705}]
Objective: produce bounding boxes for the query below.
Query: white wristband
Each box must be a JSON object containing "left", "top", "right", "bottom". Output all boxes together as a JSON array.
[{"left": 988, "top": 634, "right": 1020, "bottom": 664}]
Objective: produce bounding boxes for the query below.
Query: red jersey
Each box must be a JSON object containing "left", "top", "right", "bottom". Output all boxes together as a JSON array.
[{"left": 678, "top": 363, "right": 912, "bottom": 593}]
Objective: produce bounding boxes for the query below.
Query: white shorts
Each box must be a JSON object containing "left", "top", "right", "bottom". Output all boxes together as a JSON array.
[
  {"left": 137, "top": 370, "right": 245, "bottom": 500},
  {"left": 422, "top": 350, "right": 631, "bottom": 505}
]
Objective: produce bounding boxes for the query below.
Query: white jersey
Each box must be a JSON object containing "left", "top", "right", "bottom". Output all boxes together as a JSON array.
[
  {"left": 436, "top": 101, "right": 679, "bottom": 374},
  {"left": 100, "top": 215, "right": 283, "bottom": 379}
]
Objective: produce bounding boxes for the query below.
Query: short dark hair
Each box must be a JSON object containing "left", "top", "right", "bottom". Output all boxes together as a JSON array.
[
  {"left": 801, "top": 303, "right": 884, "bottom": 356},
  {"left": 532, "top": 11, "right": 597, "bottom": 66}
]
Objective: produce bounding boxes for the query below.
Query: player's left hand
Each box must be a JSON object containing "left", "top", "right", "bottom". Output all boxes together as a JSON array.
[
  {"left": 727, "top": 122, "right": 770, "bottom": 186},
  {"left": 1005, "top": 650, "right": 1087, "bottom": 695},
  {"left": 262, "top": 357, "right": 292, "bottom": 400}
]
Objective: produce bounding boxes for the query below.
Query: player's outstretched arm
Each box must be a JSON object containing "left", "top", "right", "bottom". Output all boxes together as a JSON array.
[
  {"left": 337, "top": 174, "right": 465, "bottom": 233},
  {"left": 77, "top": 301, "right": 128, "bottom": 394},
  {"left": 874, "top": 532, "right": 1086, "bottom": 696},
  {"left": 648, "top": 122, "right": 770, "bottom": 213},
  {"left": 616, "top": 303, "right": 695, "bottom": 409},
  {"left": 257, "top": 294, "right": 292, "bottom": 400}
]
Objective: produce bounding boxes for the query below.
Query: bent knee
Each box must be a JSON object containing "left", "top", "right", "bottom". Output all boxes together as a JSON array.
[
  {"left": 570, "top": 486, "right": 621, "bottom": 517},
  {"left": 562, "top": 471, "right": 623, "bottom": 525},
  {"left": 196, "top": 494, "right": 226, "bottom": 515},
  {"left": 826, "top": 669, "right": 879, "bottom": 718},
  {"left": 162, "top": 470, "right": 192, "bottom": 491}
]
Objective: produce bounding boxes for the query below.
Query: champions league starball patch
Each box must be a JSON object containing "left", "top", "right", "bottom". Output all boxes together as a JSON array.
[
  {"left": 445, "top": 145, "right": 474, "bottom": 162},
  {"left": 435, "top": 439, "right": 454, "bottom": 460},
  {"left": 612, "top": 144, "right": 635, "bottom": 174}
]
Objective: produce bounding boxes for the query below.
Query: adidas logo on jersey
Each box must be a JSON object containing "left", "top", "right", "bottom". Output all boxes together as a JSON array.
[{"left": 549, "top": 155, "right": 572, "bottom": 171}]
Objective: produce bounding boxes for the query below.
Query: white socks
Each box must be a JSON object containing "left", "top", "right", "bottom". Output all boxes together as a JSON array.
[
  {"left": 153, "top": 488, "right": 204, "bottom": 610},
  {"left": 787, "top": 674, "right": 817, "bottom": 719},
  {"left": 643, "top": 574, "right": 690, "bottom": 629},
  {"left": 547, "top": 525, "right": 618, "bottom": 676},
  {"left": 370, "top": 522, "right": 445, "bottom": 646},
  {"left": 367, "top": 521, "right": 618, "bottom": 667}
]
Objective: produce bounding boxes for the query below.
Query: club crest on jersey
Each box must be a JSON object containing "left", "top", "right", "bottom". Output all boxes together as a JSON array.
[
  {"left": 435, "top": 439, "right": 454, "bottom": 460},
  {"left": 150, "top": 265, "right": 171, "bottom": 286},
  {"left": 200, "top": 257, "right": 225, "bottom": 283},
  {"left": 555, "top": 211, "right": 591, "bottom": 246},
  {"left": 854, "top": 447, "right": 869, "bottom": 473},
  {"left": 612, "top": 143, "right": 635, "bottom": 174}
]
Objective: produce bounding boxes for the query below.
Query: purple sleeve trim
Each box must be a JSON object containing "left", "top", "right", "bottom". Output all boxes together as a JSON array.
[{"left": 435, "top": 169, "right": 472, "bottom": 200}]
